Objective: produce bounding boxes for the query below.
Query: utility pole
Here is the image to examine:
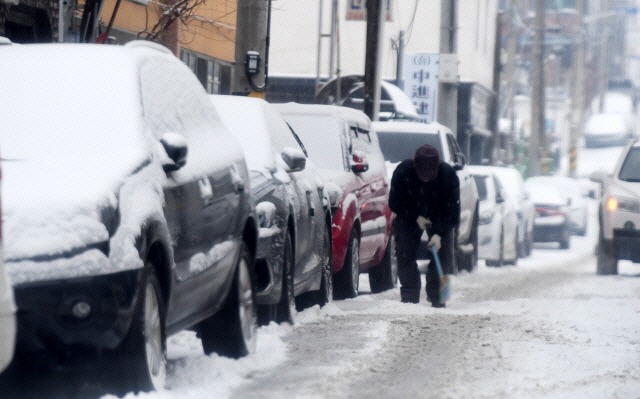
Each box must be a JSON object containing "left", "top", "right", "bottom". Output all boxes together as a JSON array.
[
  {"left": 529, "top": 0, "right": 545, "bottom": 177},
  {"left": 437, "top": 0, "right": 457, "bottom": 133},
  {"left": 597, "top": 0, "right": 611, "bottom": 112},
  {"left": 232, "top": 0, "right": 271, "bottom": 97},
  {"left": 395, "top": 30, "right": 405, "bottom": 90},
  {"left": 569, "top": 0, "right": 585, "bottom": 178},
  {"left": 363, "top": 0, "right": 384, "bottom": 121}
]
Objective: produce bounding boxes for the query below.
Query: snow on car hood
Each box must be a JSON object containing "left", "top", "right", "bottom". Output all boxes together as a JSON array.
[{"left": 2, "top": 155, "right": 144, "bottom": 261}]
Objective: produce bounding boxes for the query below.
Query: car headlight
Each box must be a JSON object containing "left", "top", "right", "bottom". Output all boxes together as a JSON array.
[
  {"left": 479, "top": 210, "right": 495, "bottom": 225},
  {"left": 607, "top": 195, "right": 640, "bottom": 213}
]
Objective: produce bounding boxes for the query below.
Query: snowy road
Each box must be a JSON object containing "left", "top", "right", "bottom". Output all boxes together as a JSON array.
[
  {"left": 137, "top": 202, "right": 638, "bottom": 399},
  {"left": 4, "top": 202, "right": 640, "bottom": 399}
]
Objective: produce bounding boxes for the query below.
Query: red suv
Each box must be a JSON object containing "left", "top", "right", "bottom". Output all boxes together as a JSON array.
[{"left": 277, "top": 104, "right": 396, "bottom": 298}]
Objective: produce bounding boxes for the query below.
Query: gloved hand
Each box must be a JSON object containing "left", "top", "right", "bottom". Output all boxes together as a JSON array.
[
  {"left": 428, "top": 233, "right": 441, "bottom": 251},
  {"left": 416, "top": 216, "right": 431, "bottom": 230}
]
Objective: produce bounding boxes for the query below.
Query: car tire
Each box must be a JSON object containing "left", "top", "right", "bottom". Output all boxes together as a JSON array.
[
  {"left": 467, "top": 213, "right": 479, "bottom": 272},
  {"left": 258, "top": 232, "right": 296, "bottom": 325},
  {"left": 597, "top": 239, "right": 618, "bottom": 275},
  {"left": 295, "top": 221, "right": 333, "bottom": 310},
  {"left": 199, "top": 243, "right": 257, "bottom": 358},
  {"left": 333, "top": 229, "right": 360, "bottom": 299},
  {"left": 486, "top": 229, "right": 504, "bottom": 267},
  {"left": 559, "top": 227, "right": 570, "bottom": 249},
  {"left": 369, "top": 231, "right": 398, "bottom": 293},
  {"left": 114, "top": 263, "right": 167, "bottom": 394},
  {"left": 504, "top": 232, "right": 518, "bottom": 265},
  {"left": 275, "top": 232, "right": 296, "bottom": 324}
]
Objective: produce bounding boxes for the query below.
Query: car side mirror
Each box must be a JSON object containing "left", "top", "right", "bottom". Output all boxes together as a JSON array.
[
  {"left": 454, "top": 153, "right": 466, "bottom": 171},
  {"left": 281, "top": 147, "right": 306, "bottom": 172},
  {"left": 160, "top": 133, "right": 188, "bottom": 172},
  {"left": 496, "top": 193, "right": 505, "bottom": 204},
  {"left": 351, "top": 151, "right": 369, "bottom": 173},
  {"left": 590, "top": 169, "right": 608, "bottom": 184}
]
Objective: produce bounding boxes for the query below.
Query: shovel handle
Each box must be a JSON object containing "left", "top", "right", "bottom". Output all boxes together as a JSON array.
[{"left": 430, "top": 244, "right": 444, "bottom": 277}]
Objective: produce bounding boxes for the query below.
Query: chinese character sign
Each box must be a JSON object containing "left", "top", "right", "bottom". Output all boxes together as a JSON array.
[{"left": 403, "top": 53, "right": 439, "bottom": 123}]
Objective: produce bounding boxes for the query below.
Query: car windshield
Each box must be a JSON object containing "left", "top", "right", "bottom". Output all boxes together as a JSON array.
[
  {"left": 618, "top": 147, "right": 640, "bottom": 182},
  {"left": 377, "top": 132, "right": 442, "bottom": 163},
  {"left": 283, "top": 114, "right": 346, "bottom": 171}
]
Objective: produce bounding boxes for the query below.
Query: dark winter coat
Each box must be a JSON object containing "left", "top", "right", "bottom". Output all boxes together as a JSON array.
[{"left": 389, "top": 159, "right": 460, "bottom": 236}]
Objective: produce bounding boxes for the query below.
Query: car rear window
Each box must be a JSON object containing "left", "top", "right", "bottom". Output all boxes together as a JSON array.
[
  {"left": 377, "top": 132, "right": 442, "bottom": 163},
  {"left": 619, "top": 147, "right": 640, "bottom": 182}
]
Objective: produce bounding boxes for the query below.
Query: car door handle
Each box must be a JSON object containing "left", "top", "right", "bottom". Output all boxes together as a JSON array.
[{"left": 198, "top": 177, "right": 214, "bottom": 206}]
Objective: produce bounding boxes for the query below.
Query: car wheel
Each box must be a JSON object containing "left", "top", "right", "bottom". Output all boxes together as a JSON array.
[
  {"left": 275, "top": 233, "right": 296, "bottom": 324},
  {"left": 559, "top": 227, "right": 570, "bottom": 249},
  {"left": 199, "top": 243, "right": 257, "bottom": 358},
  {"left": 333, "top": 229, "right": 360, "bottom": 299},
  {"left": 597, "top": 238, "right": 618, "bottom": 275},
  {"left": 295, "top": 222, "right": 332, "bottom": 310},
  {"left": 504, "top": 232, "right": 518, "bottom": 265},
  {"left": 486, "top": 229, "right": 504, "bottom": 267},
  {"left": 467, "top": 214, "right": 479, "bottom": 272},
  {"left": 114, "top": 263, "right": 166, "bottom": 394},
  {"left": 314, "top": 223, "right": 333, "bottom": 306},
  {"left": 369, "top": 231, "right": 398, "bottom": 293}
]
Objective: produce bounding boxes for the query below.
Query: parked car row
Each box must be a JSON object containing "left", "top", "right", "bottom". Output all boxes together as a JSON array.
[
  {"left": 1, "top": 41, "right": 524, "bottom": 395},
  {"left": 0, "top": 42, "right": 402, "bottom": 394}
]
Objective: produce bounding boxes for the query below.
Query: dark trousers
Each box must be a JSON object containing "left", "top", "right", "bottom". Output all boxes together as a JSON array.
[{"left": 395, "top": 221, "right": 454, "bottom": 304}]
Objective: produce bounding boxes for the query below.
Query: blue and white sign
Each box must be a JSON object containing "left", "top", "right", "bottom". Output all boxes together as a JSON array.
[{"left": 403, "top": 53, "right": 439, "bottom": 123}]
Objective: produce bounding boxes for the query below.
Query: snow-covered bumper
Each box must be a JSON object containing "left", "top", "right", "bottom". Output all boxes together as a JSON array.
[{"left": 11, "top": 260, "right": 142, "bottom": 363}]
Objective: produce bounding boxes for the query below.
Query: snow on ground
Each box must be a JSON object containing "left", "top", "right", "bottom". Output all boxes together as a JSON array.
[{"left": 101, "top": 194, "right": 640, "bottom": 399}]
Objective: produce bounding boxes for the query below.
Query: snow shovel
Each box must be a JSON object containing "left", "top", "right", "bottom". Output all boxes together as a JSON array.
[{"left": 430, "top": 244, "right": 451, "bottom": 303}]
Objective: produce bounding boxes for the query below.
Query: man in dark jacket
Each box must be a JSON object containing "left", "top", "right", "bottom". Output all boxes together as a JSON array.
[{"left": 389, "top": 144, "right": 460, "bottom": 306}]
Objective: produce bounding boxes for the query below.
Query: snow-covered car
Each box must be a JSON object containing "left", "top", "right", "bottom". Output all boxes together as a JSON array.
[
  {"left": 526, "top": 176, "right": 588, "bottom": 236},
  {"left": 0, "top": 42, "right": 259, "bottom": 394},
  {"left": 468, "top": 166, "right": 518, "bottom": 266},
  {"left": 277, "top": 103, "right": 396, "bottom": 298},
  {"left": 374, "top": 121, "right": 479, "bottom": 273},
  {"left": 584, "top": 112, "right": 634, "bottom": 148},
  {"left": 525, "top": 178, "right": 572, "bottom": 249},
  {"left": 0, "top": 159, "right": 16, "bottom": 374},
  {"left": 484, "top": 166, "right": 535, "bottom": 257},
  {"left": 591, "top": 139, "right": 640, "bottom": 275},
  {"left": 211, "top": 96, "right": 332, "bottom": 323}
]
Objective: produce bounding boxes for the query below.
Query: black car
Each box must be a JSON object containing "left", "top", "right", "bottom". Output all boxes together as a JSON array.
[
  {"left": 211, "top": 95, "right": 333, "bottom": 324},
  {"left": 0, "top": 42, "right": 258, "bottom": 393}
]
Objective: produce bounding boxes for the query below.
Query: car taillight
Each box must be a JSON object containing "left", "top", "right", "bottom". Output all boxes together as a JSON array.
[{"left": 606, "top": 197, "right": 618, "bottom": 211}]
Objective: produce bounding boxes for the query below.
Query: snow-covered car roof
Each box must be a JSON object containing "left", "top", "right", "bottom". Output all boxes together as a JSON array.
[
  {"left": 277, "top": 102, "right": 372, "bottom": 128},
  {"left": 0, "top": 44, "right": 160, "bottom": 207},
  {"left": 210, "top": 95, "right": 277, "bottom": 172},
  {"left": 372, "top": 120, "right": 451, "bottom": 135}
]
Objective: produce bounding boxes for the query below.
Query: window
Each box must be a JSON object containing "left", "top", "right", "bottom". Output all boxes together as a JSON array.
[
  {"left": 619, "top": 148, "right": 640, "bottom": 182},
  {"left": 180, "top": 49, "right": 231, "bottom": 95}
]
